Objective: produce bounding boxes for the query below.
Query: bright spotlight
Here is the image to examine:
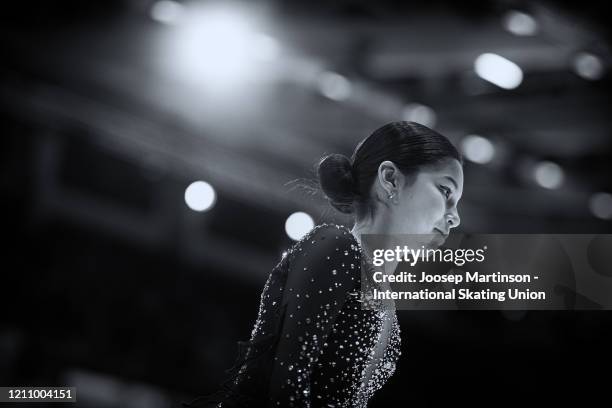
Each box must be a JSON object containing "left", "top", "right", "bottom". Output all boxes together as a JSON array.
[
  {"left": 461, "top": 134, "right": 495, "bottom": 164},
  {"left": 150, "top": 0, "right": 184, "bottom": 25},
  {"left": 589, "top": 192, "right": 612, "bottom": 220},
  {"left": 164, "top": 5, "right": 277, "bottom": 88},
  {"left": 533, "top": 161, "right": 564, "bottom": 189},
  {"left": 285, "top": 212, "right": 315, "bottom": 241},
  {"left": 252, "top": 33, "right": 281, "bottom": 61},
  {"left": 573, "top": 53, "right": 604, "bottom": 81},
  {"left": 474, "top": 53, "right": 523, "bottom": 90},
  {"left": 401, "top": 103, "right": 437, "bottom": 128},
  {"left": 183, "top": 10, "right": 251, "bottom": 83},
  {"left": 317, "top": 72, "right": 352, "bottom": 101},
  {"left": 502, "top": 10, "right": 538, "bottom": 36},
  {"left": 185, "top": 181, "right": 216, "bottom": 212}
]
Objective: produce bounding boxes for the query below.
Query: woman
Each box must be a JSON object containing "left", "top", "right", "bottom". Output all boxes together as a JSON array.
[{"left": 184, "top": 121, "right": 463, "bottom": 407}]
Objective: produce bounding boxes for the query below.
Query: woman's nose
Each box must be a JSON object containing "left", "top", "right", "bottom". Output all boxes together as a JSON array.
[{"left": 446, "top": 208, "right": 460, "bottom": 229}]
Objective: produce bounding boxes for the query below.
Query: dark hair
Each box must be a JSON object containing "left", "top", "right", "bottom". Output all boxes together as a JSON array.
[{"left": 317, "top": 121, "right": 462, "bottom": 215}]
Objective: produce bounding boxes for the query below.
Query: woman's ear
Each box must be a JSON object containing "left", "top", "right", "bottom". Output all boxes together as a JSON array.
[{"left": 377, "top": 161, "right": 401, "bottom": 196}]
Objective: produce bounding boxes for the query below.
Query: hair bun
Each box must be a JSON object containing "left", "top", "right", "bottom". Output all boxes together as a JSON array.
[{"left": 317, "top": 153, "right": 358, "bottom": 214}]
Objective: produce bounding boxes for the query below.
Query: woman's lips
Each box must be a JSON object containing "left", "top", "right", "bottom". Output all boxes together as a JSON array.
[
  {"left": 434, "top": 228, "right": 449, "bottom": 238},
  {"left": 432, "top": 228, "right": 449, "bottom": 246}
]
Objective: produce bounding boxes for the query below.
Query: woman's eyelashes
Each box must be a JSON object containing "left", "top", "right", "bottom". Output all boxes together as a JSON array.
[{"left": 439, "top": 185, "right": 452, "bottom": 200}]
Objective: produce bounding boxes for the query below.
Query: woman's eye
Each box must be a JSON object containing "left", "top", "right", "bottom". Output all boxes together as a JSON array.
[{"left": 439, "top": 186, "right": 451, "bottom": 199}]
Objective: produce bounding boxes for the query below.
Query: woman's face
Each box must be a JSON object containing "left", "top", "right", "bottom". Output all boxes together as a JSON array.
[{"left": 387, "top": 158, "right": 463, "bottom": 247}]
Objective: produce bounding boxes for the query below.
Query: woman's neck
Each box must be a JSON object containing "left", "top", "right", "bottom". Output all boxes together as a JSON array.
[{"left": 351, "top": 218, "right": 398, "bottom": 275}]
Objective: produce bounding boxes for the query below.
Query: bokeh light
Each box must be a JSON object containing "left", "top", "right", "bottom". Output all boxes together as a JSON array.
[
  {"left": 502, "top": 10, "right": 538, "bottom": 36},
  {"left": 401, "top": 103, "right": 437, "bottom": 128},
  {"left": 589, "top": 192, "right": 612, "bottom": 220},
  {"left": 285, "top": 212, "right": 315, "bottom": 241},
  {"left": 461, "top": 134, "right": 495, "bottom": 164},
  {"left": 533, "top": 161, "right": 564, "bottom": 189},
  {"left": 573, "top": 52, "right": 604, "bottom": 80},
  {"left": 185, "top": 181, "right": 216, "bottom": 212},
  {"left": 317, "top": 72, "right": 352, "bottom": 101},
  {"left": 150, "top": 0, "right": 184, "bottom": 25},
  {"left": 475, "top": 53, "right": 523, "bottom": 89}
]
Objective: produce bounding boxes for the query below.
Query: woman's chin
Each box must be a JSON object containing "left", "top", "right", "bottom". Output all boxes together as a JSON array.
[{"left": 427, "top": 234, "right": 447, "bottom": 249}]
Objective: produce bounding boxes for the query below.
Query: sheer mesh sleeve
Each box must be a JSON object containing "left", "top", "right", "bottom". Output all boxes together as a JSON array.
[{"left": 267, "top": 225, "right": 361, "bottom": 407}]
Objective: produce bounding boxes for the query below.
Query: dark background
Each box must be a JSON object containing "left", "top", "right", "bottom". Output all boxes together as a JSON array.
[{"left": 1, "top": 0, "right": 612, "bottom": 407}]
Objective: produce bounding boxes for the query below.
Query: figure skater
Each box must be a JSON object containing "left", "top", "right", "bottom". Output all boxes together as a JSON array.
[{"left": 183, "top": 121, "right": 463, "bottom": 407}]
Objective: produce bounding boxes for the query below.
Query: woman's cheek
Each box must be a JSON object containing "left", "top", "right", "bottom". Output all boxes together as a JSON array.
[
  {"left": 409, "top": 193, "right": 443, "bottom": 232},
  {"left": 423, "top": 188, "right": 445, "bottom": 212},
  {"left": 428, "top": 196, "right": 447, "bottom": 225}
]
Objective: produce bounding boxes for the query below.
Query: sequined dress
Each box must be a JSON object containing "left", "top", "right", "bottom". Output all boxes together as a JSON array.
[{"left": 188, "top": 223, "right": 401, "bottom": 408}]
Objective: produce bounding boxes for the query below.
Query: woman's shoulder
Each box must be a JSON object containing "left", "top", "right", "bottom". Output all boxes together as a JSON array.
[
  {"left": 305, "top": 222, "right": 352, "bottom": 236},
  {"left": 299, "top": 223, "right": 359, "bottom": 249},
  {"left": 283, "top": 223, "right": 362, "bottom": 291},
  {"left": 282, "top": 223, "right": 361, "bottom": 266}
]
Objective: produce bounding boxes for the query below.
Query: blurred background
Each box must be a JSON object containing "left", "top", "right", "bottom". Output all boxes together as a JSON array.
[{"left": 2, "top": 0, "right": 612, "bottom": 407}]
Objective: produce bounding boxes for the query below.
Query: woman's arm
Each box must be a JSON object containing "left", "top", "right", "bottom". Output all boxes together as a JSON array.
[{"left": 267, "top": 226, "right": 360, "bottom": 407}]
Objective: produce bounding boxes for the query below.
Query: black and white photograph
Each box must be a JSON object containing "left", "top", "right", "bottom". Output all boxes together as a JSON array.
[{"left": 2, "top": 0, "right": 612, "bottom": 407}]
